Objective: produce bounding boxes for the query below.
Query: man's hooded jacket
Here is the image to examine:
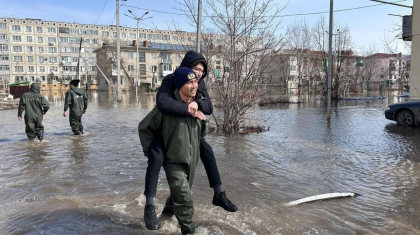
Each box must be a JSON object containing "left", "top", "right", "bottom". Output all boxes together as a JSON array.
[
  {"left": 18, "top": 83, "right": 50, "bottom": 119},
  {"left": 156, "top": 50, "right": 213, "bottom": 116},
  {"left": 64, "top": 87, "right": 88, "bottom": 116}
]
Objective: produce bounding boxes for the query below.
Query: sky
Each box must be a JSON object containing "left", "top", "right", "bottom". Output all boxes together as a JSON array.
[{"left": 0, "top": 0, "right": 414, "bottom": 54}]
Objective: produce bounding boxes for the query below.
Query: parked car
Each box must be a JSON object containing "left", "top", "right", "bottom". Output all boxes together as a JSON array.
[{"left": 385, "top": 101, "right": 420, "bottom": 126}]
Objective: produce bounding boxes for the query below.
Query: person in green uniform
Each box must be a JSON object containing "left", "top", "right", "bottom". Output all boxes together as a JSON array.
[
  {"left": 138, "top": 67, "right": 207, "bottom": 234},
  {"left": 18, "top": 83, "right": 50, "bottom": 142},
  {"left": 63, "top": 80, "right": 88, "bottom": 135}
]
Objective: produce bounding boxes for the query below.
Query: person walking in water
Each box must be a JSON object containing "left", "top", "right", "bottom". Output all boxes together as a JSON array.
[
  {"left": 18, "top": 83, "right": 50, "bottom": 142},
  {"left": 63, "top": 79, "right": 88, "bottom": 135},
  {"left": 139, "top": 67, "right": 207, "bottom": 234},
  {"left": 140, "top": 50, "right": 237, "bottom": 231}
]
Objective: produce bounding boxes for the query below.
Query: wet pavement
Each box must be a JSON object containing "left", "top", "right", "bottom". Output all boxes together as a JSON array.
[{"left": 0, "top": 90, "right": 419, "bottom": 234}]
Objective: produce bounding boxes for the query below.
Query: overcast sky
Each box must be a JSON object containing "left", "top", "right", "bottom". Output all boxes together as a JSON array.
[{"left": 0, "top": 0, "right": 413, "bottom": 54}]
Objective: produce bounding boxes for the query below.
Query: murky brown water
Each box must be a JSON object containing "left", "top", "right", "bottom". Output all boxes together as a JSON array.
[{"left": 1, "top": 90, "right": 420, "bottom": 235}]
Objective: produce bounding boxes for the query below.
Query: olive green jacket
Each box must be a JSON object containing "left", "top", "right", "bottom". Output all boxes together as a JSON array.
[
  {"left": 64, "top": 87, "right": 88, "bottom": 116},
  {"left": 18, "top": 83, "right": 50, "bottom": 119},
  {"left": 138, "top": 89, "right": 208, "bottom": 164}
]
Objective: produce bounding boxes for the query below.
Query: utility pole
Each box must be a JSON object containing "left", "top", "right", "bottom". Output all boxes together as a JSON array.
[
  {"left": 327, "top": 0, "right": 333, "bottom": 120},
  {"left": 125, "top": 10, "right": 152, "bottom": 99},
  {"left": 196, "top": 0, "right": 202, "bottom": 53},
  {"left": 116, "top": 0, "right": 122, "bottom": 101}
]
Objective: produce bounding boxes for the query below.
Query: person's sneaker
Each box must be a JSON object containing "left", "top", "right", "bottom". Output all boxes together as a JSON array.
[
  {"left": 144, "top": 204, "right": 160, "bottom": 230},
  {"left": 212, "top": 191, "right": 238, "bottom": 212},
  {"left": 161, "top": 197, "right": 174, "bottom": 216}
]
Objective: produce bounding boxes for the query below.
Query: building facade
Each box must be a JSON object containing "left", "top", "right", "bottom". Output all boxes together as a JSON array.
[{"left": 0, "top": 17, "right": 199, "bottom": 87}]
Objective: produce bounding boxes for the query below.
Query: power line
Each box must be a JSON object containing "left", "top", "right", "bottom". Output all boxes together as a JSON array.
[
  {"left": 122, "top": 0, "right": 410, "bottom": 19},
  {"left": 94, "top": 0, "right": 109, "bottom": 25}
]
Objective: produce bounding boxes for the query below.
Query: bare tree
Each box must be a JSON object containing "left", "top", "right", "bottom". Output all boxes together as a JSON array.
[{"left": 176, "top": 0, "right": 285, "bottom": 133}]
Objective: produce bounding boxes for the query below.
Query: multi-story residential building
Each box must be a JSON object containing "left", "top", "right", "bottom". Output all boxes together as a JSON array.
[{"left": 0, "top": 17, "right": 200, "bottom": 86}]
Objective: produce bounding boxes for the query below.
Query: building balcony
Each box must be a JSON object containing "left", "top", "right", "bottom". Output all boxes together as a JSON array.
[{"left": 161, "top": 58, "right": 172, "bottom": 64}]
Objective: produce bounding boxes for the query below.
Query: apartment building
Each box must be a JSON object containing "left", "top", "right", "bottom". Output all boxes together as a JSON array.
[{"left": 0, "top": 17, "right": 200, "bottom": 86}]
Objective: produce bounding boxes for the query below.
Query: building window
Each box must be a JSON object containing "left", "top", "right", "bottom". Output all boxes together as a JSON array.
[
  {"left": 29, "top": 76, "right": 35, "bottom": 81},
  {"left": 0, "top": 34, "right": 7, "bottom": 40},
  {"left": 1, "top": 55, "right": 9, "bottom": 61},
  {"left": 26, "top": 36, "right": 33, "bottom": 42},
  {"left": 38, "top": 57, "right": 45, "bottom": 63},
  {"left": 151, "top": 65, "right": 157, "bottom": 72},
  {"left": 163, "top": 64, "right": 172, "bottom": 71},
  {"left": 26, "top": 46, "right": 33, "bottom": 53},
  {"left": 151, "top": 53, "right": 157, "bottom": 60},
  {"left": 175, "top": 54, "right": 182, "bottom": 61},
  {"left": 0, "top": 23, "right": 6, "bottom": 30},
  {"left": 140, "top": 64, "right": 146, "bottom": 75},
  {"left": 173, "top": 36, "right": 178, "bottom": 41},
  {"left": 102, "top": 31, "right": 109, "bottom": 37},
  {"left": 48, "top": 37, "right": 56, "bottom": 43},
  {"left": 13, "top": 46, "right": 22, "bottom": 52},
  {"left": 38, "top": 37, "right": 43, "bottom": 43},
  {"left": 11, "top": 25, "right": 21, "bottom": 31},
  {"left": 49, "top": 57, "right": 58, "bottom": 63},
  {"left": 28, "top": 66, "right": 35, "bottom": 72},
  {"left": 129, "top": 33, "right": 136, "bottom": 39},
  {"left": 38, "top": 47, "right": 44, "bottom": 53},
  {"left": 69, "top": 28, "right": 78, "bottom": 34},
  {"left": 128, "top": 65, "right": 134, "bottom": 71},
  {"left": 139, "top": 33, "right": 147, "bottom": 39},
  {"left": 25, "top": 26, "right": 32, "bottom": 32},
  {"left": 37, "top": 27, "right": 43, "bottom": 33},
  {"left": 113, "top": 32, "right": 117, "bottom": 37},
  {"left": 139, "top": 52, "right": 146, "bottom": 63},
  {"left": 50, "top": 66, "right": 58, "bottom": 72},
  {"left": 0, "top": 44, "right": 8, "bottom": 51},
  {"left": 48, "top": 47, "right": 57, "bottom": 53},
  {"left": 12, "top": 35, "right": 21, "bottom": 42},
  {"left": 60, "top": 37, "right": 69, "bottom": 43},
  {"left": 121, "top": 33, "right": 126, "bottom": 38},
  {"left": 28, "top": 56, "right": 34, "bottom": 62},
  {"left": 0, "top": 65, "right": 9, "bottom": 70},
  {"left": 13, "top": 56, "right": 23, "bottom": 62},
  {"left": 127, "top": 52, "right": 133, "bottom": 59},
  {"left": 47, "top": 27, "right": 56, "bottom": 33},
  {"left": 40, "top": 76, "right": 46, "bottom": 81},
  {"left": 14, "top": 66, "right": 24, "bottom": 72},
  {"left": 39, "top": 66, "right": 45, "bottom": 72}
]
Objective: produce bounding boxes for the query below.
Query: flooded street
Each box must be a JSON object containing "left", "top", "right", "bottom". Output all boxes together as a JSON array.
[{"left": 1, "top": 91, "right": 420, "bottom": 235}]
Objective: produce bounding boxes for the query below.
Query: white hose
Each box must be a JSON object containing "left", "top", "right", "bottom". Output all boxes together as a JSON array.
[{"left": 283, "top": 192, "right": 361, "bottom": 207}]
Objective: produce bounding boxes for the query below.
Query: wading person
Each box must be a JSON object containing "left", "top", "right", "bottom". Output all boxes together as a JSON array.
[
  {"left": 140, "top": 50, "right": 237, "bottom": 231},
  {"left": 18, "top": 83, "right": 50, "bottom": 142},
  {"left": 63, "top": 79, "right": 88, "bottom": 135},
  {"left": 139, "top": 67, "right": 207, "bottom": 234}
]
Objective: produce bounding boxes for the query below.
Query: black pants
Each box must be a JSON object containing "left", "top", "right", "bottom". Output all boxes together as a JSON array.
[{"left": 144, "top": 138, "right": 222, "bottom": 197}]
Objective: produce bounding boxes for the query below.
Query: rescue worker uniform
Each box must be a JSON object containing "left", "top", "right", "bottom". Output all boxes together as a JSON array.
[
  {"left": 64, "top": 80, "right": 88, "bottom": 135},
  {"left": 18, "top": 83, "right": 50, "bottom": 141}
]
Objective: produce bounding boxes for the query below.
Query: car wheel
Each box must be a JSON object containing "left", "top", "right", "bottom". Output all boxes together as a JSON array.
[{"left": 397, "top": 110, "right": 415, "bottom": 126}]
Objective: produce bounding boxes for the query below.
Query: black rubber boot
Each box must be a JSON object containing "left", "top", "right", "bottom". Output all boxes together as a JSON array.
[
  {"left": 212, "top": 191, "right": 238, "bottom": 212},
  {"left": 144, "top": 204, "right": 160, "bottom": 230},
  {"left": 38, "top": 130, "right": 44, "bottom": 142},
  {"left": 161, "top": 197, "right": 174, "bottom": 216},
  {"left": 181, "top": 226, "right": 195, "bottom": 235},
  {"left": 79, "top": 126, "right": 84, "bottom": 135}
]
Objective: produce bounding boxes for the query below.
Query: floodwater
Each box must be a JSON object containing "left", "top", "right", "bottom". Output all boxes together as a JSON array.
[{"left": 1, "top": 90, "right": 420, "bottom": 235}]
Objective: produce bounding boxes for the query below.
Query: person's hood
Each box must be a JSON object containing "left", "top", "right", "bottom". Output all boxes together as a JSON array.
[
  {"left": 30, "top": 83, "right": 40, "bottom": 93},
  {"left": 180, "top": 50, "right": 208, "bottom": 80},
  {"left": 72, "top": 87, "right": 85, "bottom": 96}
]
